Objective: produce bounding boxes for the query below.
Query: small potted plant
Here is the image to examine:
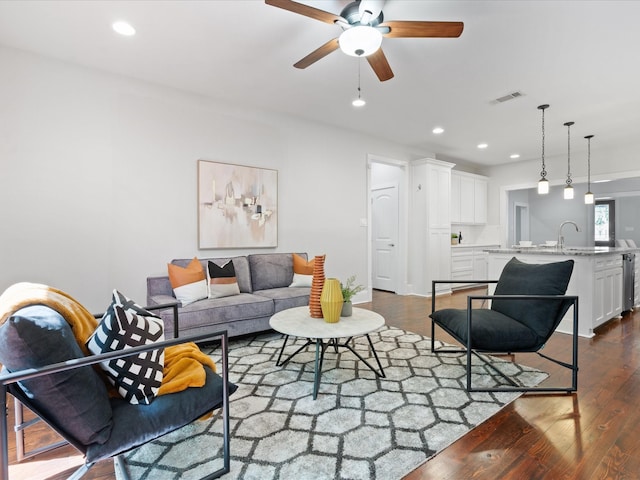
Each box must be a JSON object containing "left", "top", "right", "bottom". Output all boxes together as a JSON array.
[
  {"left": 451, "top": 233, "right": 459, "bottom": 245},
  {"left": 340, "top": 275, "right": 365, "bottom": 317}
]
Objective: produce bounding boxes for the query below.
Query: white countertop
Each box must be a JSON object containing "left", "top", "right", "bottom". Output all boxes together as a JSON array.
[
  {"left": 486, "top": 246, "right": 639, "bottom": 256},
  {"left": 452, "top": 243, "right": 500, "bottom": 248}
]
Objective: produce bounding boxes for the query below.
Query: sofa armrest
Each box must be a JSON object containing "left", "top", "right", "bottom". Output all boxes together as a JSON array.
[
  {"left": 148, "top": 294, "right": 180, "bottom": 309},
  {"left": 148, "top": 295, "right": 180, "bottom": 307},
  {"left": 147, "top": 275, "right": 174, "bottom": 304}
]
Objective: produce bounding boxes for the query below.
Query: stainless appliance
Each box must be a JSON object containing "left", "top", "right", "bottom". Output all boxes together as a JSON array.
[{"left": 622, "top": 253, "right": 636, "bottom": 312}]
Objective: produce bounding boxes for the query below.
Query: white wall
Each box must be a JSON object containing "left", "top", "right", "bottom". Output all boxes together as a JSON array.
[{"left": 0, "top": 46, "right": 429, "bottom": 312}]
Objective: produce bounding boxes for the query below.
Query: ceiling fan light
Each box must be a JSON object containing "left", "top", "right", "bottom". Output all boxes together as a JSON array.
[{"left": 339, "top": 26, "right": 382, "bottom": 57}]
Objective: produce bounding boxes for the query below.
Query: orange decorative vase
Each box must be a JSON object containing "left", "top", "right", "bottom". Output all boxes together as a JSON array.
[
  {"left": 320, "top": 278, "right": 344, "bottom": 323},
  {"left": 309, "top": 255, "right": 326, "bottom": 318}
]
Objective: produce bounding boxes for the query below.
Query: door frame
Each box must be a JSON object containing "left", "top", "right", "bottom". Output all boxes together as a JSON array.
[
  {"left": 367, "top": 154, "right": 409, "bottom": 296},
  {"left": 513, "top": 202, "right": 530, "bottom": 244}
]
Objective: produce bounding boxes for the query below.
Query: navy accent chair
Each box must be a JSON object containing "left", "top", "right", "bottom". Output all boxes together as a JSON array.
[
  {"left": 0, "top": 303, "right": 235, "bottom": 480},
  {"left": 429, "top": 257, "right": 579, "bottom": 393}
]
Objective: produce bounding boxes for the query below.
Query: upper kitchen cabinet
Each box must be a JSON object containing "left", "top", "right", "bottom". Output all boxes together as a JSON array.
[{"left": 451, "top": 171, "right": 488, "bottom": 225}]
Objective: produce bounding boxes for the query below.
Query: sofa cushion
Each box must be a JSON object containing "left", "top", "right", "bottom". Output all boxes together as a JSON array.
[
  {"left": 86, "top": 291, "right": 165, "bottom": 405},
  {"left": 0, "top": 305, "right": 113, "bottom": 446},
  {"left": 249, "top": 253, "right": 305, "bottom": 291},
  {"left": 254, "top": 287, "right": 311, "bottom": 313},
  {"left": 171, "top": 293, "right": 275, "bottom": 333},
  {"left": 167, "top": 257, "right": 207, "bottom": 306},
  {"left": 207, "top": 260, "right": 241, "bottom": 299},
  {"left": 429, "top": 308, "right": 540, "bottom": 351}
]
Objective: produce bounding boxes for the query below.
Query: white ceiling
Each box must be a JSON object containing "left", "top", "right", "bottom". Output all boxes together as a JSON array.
[{"left": 1, "top": 0, "right": 640, "bottom": 167}]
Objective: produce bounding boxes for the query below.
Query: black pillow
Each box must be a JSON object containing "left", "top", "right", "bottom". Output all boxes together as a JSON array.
[
  {"left": 492, "top": 257, "right": 574, "bottom": 339},
  {"left": 0, "top": 305, "right": 113, "bottom": 446},
  {"left": 207, "top": 260, "right": 240, "bottom": 298}
]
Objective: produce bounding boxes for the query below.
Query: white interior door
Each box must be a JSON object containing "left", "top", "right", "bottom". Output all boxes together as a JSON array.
[{"left": 372, "top": 184, "right": 399, "bottom": 292}]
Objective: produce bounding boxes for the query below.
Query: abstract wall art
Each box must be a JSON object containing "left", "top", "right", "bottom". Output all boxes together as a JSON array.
[{"left": 197, "top": 160, "right": 278, "bottom": 249}]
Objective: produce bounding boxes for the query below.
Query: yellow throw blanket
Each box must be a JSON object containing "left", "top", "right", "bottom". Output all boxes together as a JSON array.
[{"left": 0, "top": 282, "right": 216, "bottom": 397}]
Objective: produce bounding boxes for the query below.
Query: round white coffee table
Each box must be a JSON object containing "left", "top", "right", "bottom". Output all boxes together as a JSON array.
[{"left": 269, "top": 306, "right": 386, "bottom": 399}]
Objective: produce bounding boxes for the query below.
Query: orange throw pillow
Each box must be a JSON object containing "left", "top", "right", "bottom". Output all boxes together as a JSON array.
[
  {"left": 290, "top": 254, "right": 314, "bottom": 287},
  {"left": 167, "top": 258, "right": 207, "bottom": 306}
]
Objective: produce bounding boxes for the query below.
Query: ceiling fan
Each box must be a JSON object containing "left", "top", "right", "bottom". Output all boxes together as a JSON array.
[{"left": 265, "top": 0, "right": 464, "bottom": 82}]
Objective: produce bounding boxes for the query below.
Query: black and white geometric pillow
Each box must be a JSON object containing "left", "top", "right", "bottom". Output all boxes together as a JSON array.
[{"left": 87, "top": 290, "right": 165, "bottom": 405}]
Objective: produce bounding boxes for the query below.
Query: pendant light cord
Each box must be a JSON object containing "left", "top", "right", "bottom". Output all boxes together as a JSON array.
[
  {"left": 357, "top": 59, "right": 362, "bottom": 99},
  {"left": 539, "top": 105, "right": 548, "bottom": 179},
  {"left": 587, "top": 137, "right": 590, "bottom": 189},
  {"left": 565, "top": 121, "right": 574, "bottom": 186}
]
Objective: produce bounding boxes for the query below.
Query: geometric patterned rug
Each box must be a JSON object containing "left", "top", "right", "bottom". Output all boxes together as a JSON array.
[{"left": 118, "top": 326, "right": 547, "bottom": 480}]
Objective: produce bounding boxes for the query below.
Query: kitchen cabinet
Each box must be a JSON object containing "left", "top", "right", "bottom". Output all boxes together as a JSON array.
[
  {"left": 635, "top": 259, "right": 640, "bottom": 308},
  {"left": 410, "top": 158, "right": 454, "bottom": 296},
  {"left": 593, "top": 255, "right": 623, "bottom": 325},
  {"left": 451, "top": 171, "right": 488, "bottom": 225},
  {"left": 450, "top": 245, "right": 498, "bottom": 289}
]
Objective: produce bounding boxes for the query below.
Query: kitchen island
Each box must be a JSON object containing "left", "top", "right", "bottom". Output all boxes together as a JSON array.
[{"left": 486, "top": 246, "right": 639, "bottom": 337}]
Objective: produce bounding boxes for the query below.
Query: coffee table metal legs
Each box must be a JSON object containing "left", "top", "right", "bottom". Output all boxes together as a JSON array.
[{"left": 275, "top": 334, "right": 385, "bottom": 400}]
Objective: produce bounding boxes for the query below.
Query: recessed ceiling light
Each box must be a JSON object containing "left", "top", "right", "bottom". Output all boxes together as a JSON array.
[
  {"left": 432, "top": 127, "right": 444, "bottom": 134},
  {"left": 112, "top": 21, "right": 136, "bottom": 36},
  {"left": 510, "top": 154, "right": 520, "bottom": 159},
  {"left": 477, "top": 143, "right": 488, "bottom": 149}
]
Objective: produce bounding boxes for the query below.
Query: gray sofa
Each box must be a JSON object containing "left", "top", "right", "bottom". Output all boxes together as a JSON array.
[{"left": 146, "top": 253, "right": 311, "bottom": 338}]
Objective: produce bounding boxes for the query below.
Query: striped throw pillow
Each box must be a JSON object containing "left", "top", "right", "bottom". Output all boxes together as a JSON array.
[
  {"left": 207, "top": 260, "right": 240, "bottom": 299},
  {"left": 167, "top": 258, "right": 207, "bottom": 306}
]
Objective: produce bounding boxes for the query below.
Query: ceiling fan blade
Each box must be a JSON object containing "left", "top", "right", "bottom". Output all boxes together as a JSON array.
[
  {"left": 265, "top": 0, "right": 342, "bottom": 25},
  {"left": 294, "top": 38, "right": 340, "bottom": 69},
  {"left": 380, "top": 20, "right": 464, "bottom": 38},
  {"left": 367, "top": 48, "right": 394, "bottom": 82}
]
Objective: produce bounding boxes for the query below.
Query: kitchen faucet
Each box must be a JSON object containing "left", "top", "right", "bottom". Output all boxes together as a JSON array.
[{"left": 558, "top": 220, "right": 581, "bottom": 249}]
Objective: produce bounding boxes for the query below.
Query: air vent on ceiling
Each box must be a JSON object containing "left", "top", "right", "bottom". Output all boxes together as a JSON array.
[{"left": 491, "top": 91, "right": 525, "bottom": 105}]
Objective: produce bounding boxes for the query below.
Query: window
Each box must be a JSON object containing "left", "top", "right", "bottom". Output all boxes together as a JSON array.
[{"left": 594, "top": 199, "right": 615, "bottom": 246}]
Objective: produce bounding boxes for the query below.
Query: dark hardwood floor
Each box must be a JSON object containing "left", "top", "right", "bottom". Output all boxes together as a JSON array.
[{"left": 6, "top": 289, "right": 640, "bottom": 479}]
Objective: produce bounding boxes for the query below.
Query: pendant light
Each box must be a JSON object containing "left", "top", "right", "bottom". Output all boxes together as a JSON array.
[
  {"left": 563, "top": 121, "right": 575, "bottom": 199},
  {"left": 584, "top": 134, "right": 594, "bottom": 204},
  {"left": 352, "top": 59, "right": 366, "bottom": 107},
  {"left": 537, "top": 104, "right": 550, "bottom": 194}
]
